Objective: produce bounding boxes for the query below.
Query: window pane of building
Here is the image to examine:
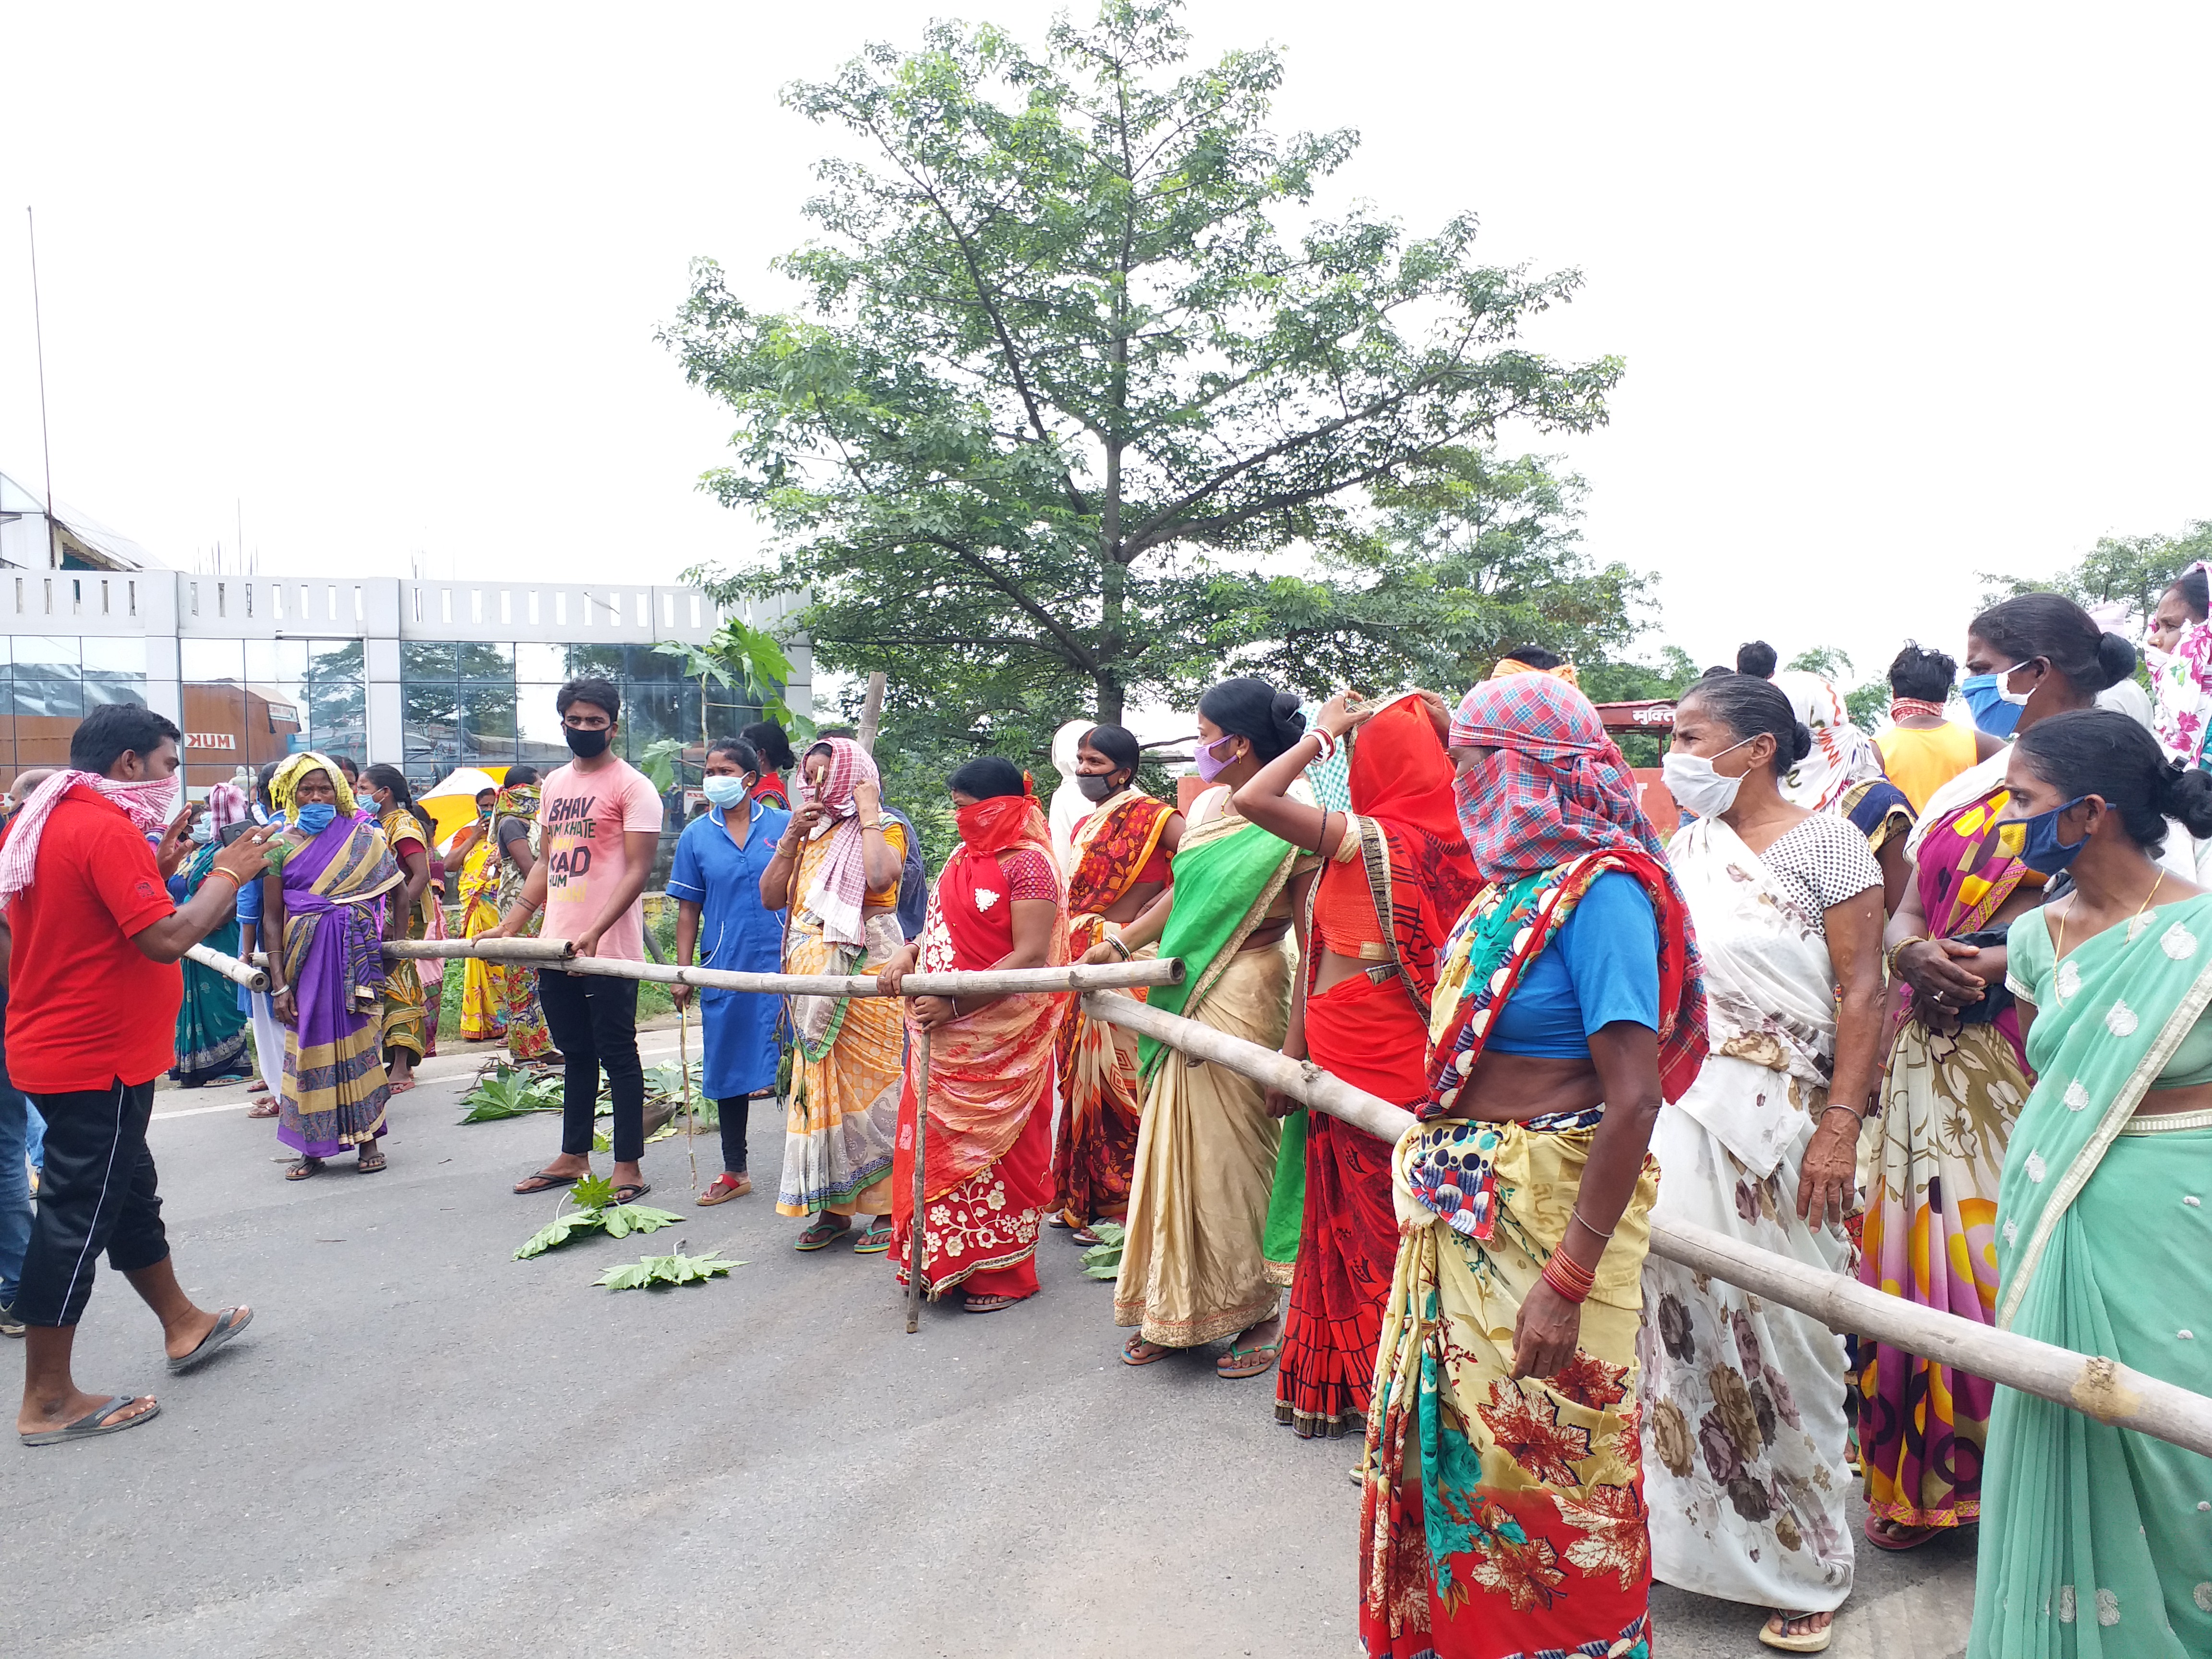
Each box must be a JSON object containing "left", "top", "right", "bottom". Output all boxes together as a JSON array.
[
  {"left": 460, "top": 684, "right": 518, "bottom": 758},
  {"left": 14, "top": 637, "right": 79, "bottom": 677},
  {"left": 515, "top": 685, "right": 570, "bottom": 771},
  {"left": 401, "top": 642, "right": 456, "bottom": 678},
  {"left": 81, "top": 681, "right": 148, "bottom": 710},
  {"left": 404, "top": 682, "right": 459, "bottom": 767},
  {"left": 244, "top": 638, "right": 309, "bottom": 685},
  {"left": 80, "top": 638, "right": 146, "bottom": 680},
  {"left": 456, "top": 641, "right": 514, "bottom": 682},
  {"left": 181, "top": 638, "right": 244, "bottom": 682}
]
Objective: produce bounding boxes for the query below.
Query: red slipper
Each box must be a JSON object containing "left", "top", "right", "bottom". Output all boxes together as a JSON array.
[{"left": 1862, "top": 1515, "right": 1940, "bottom": 1551}]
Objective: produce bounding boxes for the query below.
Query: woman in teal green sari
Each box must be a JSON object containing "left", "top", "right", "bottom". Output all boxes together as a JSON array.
[{"left": 1974, "top": 709, "right": 2212, "bottom": 1659}]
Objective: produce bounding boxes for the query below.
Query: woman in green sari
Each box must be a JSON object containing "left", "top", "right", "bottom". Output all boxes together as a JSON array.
[
  {"left": 1972, "top": 709, "right": 2212, "bottom": 1658},
  {"left": 1106, "top": 678, "right": 1317, "bottom": 1376}
]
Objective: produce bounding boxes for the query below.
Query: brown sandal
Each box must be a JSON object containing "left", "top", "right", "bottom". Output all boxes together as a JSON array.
[
  {"left": 246, "top": 1099, "right": 279, "bottom": 1119},
  {"left": 697, "top": 1173, "right": 751, "bottom": 1206},
  {"left": 285, "top": 1157, "right": 324, "bottom": 1181}
]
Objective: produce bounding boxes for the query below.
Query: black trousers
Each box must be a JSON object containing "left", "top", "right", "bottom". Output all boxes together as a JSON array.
[
  {"left": 537, "top": 969, "right": 644, "bottom": 1163},
  {"left": 717, "top": 1094, "right": 760, "bottom": 1173},
  {"left": 14, "top": 1078, "right": 168, "bottom": 1328}
]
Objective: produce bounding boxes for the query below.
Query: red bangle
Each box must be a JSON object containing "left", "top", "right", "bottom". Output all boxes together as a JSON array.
[
  {"left": 204, "top": 867, "right": 241, "bottom": 891},
  {"left": 1541, "top": 1250, "right": 1597, "bottom": 1304}
]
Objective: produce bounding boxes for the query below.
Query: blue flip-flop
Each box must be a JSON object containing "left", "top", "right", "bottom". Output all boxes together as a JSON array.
[
  {"left": 167, "top": 1306, "right": 252, "bottom": 1375},
  {"left": 21, "top": 1395, "right": 160, "bottom": 1447}
]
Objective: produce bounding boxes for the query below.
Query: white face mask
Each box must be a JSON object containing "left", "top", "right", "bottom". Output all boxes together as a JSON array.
[
  {"left": 1661, "top": 736, "right": 1756, "bottom": 818},
  {"left": 1995, "top": 659, "right": 2040, "bottom": 708},
  {"left": 2145, "top": 643, "right": 2175, "bottom": 673}
]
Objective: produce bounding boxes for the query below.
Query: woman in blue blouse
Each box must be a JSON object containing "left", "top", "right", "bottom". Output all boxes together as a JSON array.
[{"left": 670, "top": 737, "right": 791, "bottom": 1203}]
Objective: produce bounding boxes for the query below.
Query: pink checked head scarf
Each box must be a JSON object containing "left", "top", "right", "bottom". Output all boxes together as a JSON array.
[
  {"left": 206, "top": 781, "right": 251, "bottom": 834},
  {"left": 795, "top": 736, "right": 883, "bottom": 948},
  {"left": 1771, "top": 671, "right": 1883, "bottom": 813},
  {"left": 1448, "top": 674, "right": 1669, "bottom": 887},
  {"left": 0, "top": 766, "right": 180, "bottom": 906}
]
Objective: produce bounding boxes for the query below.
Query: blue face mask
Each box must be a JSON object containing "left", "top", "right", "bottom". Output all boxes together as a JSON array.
[
  {"left": 1998, "top": 795, "right": 2090, "bottom": 874},
  {"left": 1959, "top": 673, "right": 2022, "bottom": 738},
  {"left": 702, "top": 774, "right": 751, "bottom": 809},
  {"left": 295, "top": 803, "right": 337, "bottom": 835}
]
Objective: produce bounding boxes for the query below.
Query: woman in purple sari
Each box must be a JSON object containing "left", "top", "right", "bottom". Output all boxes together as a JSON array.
[{"left": 262, "top": 753, "right": 402, "bottom": 1179}]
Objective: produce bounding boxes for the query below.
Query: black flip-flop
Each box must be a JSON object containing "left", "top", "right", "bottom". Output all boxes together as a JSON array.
[
  {"left": 512, "top": 1169, "right": 580, "bottom": 1196},
  {"left": 612, "top": 1182, "right": 651, "bottom": 1205},
  {"left": 21, "top": 1395, "right": 161, "bottom": 1447},
  {"left": 168, "top": 1306, "right": 253, "bottom": 1375}
]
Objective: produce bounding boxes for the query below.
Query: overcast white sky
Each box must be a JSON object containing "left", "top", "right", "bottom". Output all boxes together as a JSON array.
[{"left": 2, "top": 2, "right": 2206, "bottom": 691}]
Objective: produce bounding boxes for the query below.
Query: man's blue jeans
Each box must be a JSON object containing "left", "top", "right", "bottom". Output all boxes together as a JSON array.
[{"left": 0, "top": 991, "right": 31, "bottom": 1308}]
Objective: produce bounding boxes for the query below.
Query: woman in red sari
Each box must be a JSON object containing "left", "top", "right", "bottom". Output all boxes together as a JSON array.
[
  {"left": 1234, "top": 690, "right": 1482, "bottom": 1437},
  {"left": 1057, "top": 723, "right": 1182, "bottom": 1239},
  {"left": 878, "top": 757, "right": 1071, "bottom": 1312}
]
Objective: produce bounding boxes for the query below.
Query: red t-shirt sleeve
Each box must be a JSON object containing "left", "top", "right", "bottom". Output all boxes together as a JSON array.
[{"left": 88, "top": 809, "right": 176, "bottom": 938}]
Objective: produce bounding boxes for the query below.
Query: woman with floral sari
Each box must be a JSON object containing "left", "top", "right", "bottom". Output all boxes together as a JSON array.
[
  {"left": 262, "top": 754, "right": 401, "bottom": 1179},
  {"left": 1233, "top": 689, "right": 1481, "bottom": 1442},
  {"left": 489, "top": 768, "right": 556, "bottom": 1064},
  {"left": 1057, "top": 723, "right": 1181, "bottom": 1238},
  {"left": 168, "top": 784, "right": 255, "bottom": 1088},
  {"left": 1966, "top": 711, "right": 2212, "bottom": 1659},
  {"left": 1642, "top": 674, "right": 1888, "bottom": 1653},
  {"left": 1863, "top": 595, "right": 2138, "bottom": 1549},
  {"left": 1361, "top": 673, "right": 1707, "bottom": 1659},
  {"left": 360, "top": 765, "right": 435, "bottom": 1092},
  {"left": 878, "top": 759, "right": 1069, "bottom": 1310},
  {"left": 759, "top": 736, "right": 908, "bottom": 1253},
  {"left": 1115, "top": 677, "right": 1313, "bottom": 1375}
]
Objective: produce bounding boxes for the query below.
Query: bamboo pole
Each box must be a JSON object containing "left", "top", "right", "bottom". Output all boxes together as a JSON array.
[
  {"left": 185, "top": 941, "right": 269, "bottom": 993},
  {"left": 380, "top": 937, "right": 576, "bottom": 963},
  {"left": 509, "top": 953, "right": 1183, "bottom": 1000},
  {"left": 907, "top": 1028, "right": 931, "bottom": 1334},
  {"left": 1079, "top": 991, "right": 2212, "bottom": 1461},
  {"left": 858, "top": 671, "right": 887, "bottom": 754}
]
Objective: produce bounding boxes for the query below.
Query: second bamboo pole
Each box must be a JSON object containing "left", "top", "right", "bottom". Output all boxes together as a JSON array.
[{"left": 906, "top": 1029, "right": 931, "bottom": 1334}]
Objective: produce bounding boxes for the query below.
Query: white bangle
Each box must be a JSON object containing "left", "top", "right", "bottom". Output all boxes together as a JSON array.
[{"left": 1309, "top": 728, "right": 1337, "bottom": 762}]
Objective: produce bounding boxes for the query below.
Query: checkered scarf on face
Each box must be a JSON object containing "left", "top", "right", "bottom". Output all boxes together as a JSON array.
[
  {"left": 1447, "top": 674, "right": 1671, "bottom": 884},
  {"left": 0, "top": 767, "right": 180, "bottom": 906},
  {"left": 795, "top": 736, "right": 881, "bottom": 949}
]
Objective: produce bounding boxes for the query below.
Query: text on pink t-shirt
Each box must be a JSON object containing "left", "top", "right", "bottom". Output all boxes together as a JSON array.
[{"left": 540, "top": 758, "right": 664, "bottom": 961}]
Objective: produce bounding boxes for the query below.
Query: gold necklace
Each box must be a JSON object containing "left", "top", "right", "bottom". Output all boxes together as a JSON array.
[{"left": 2055, "top": 868, "right": 2164, "bottom": 962}]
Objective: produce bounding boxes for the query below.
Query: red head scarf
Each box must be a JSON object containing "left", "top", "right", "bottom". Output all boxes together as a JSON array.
[
  {"left": 1448, "top": 674, "right": 1671, "bottom": 886},
  {"left": 955, "top": 773, "right": 1050, "bottom": 855}
]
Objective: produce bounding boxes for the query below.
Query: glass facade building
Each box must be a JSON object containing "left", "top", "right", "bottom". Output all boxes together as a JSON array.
[{"left": 0, "top": 570, "right": 808, "bottom": 869}]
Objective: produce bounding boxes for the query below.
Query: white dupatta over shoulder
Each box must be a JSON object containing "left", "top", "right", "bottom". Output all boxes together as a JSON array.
[{"left": 1667, "top": 815, "right": 1840, "bottom": 1178}]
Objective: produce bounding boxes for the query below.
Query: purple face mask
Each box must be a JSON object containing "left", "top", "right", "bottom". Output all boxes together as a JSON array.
[{"left": 1193, "top": 733, "right": 1240, "bottom": 782}]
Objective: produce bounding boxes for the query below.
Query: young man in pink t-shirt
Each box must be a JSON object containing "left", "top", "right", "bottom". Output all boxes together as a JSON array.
[{"left": 490, "top": 678, "right": 664, "bottom": 1203}]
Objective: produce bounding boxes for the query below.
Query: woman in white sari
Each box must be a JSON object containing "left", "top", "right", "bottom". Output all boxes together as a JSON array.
[{"left": 1643, "top": 674, "right": 1889, "bottom": 1654}]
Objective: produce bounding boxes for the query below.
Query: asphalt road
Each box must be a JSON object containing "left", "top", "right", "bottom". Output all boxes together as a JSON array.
[{"left": 2, "top": 1037, "right": 1976, "bottom": 1659}]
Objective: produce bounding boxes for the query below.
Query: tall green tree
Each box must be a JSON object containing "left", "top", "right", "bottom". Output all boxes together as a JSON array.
[
  {"left": 668, "top": 0, "right": 1621, "bottom": 729},
  {"left": 1981, "top": 520, "right": 2212, "bottom": 626}
]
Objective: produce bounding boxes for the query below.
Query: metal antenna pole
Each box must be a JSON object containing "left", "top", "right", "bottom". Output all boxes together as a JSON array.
[{"left": 27, "top": 207, "right": 56, "bottom": 568}]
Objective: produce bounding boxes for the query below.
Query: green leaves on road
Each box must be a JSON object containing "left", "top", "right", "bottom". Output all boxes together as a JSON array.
[
  {"left": 457, "top": 1068, "right": 564, "bottom": 1122},
  {"left": 1080, "top": 1221, "right": 1128, "bottom": 1281},
  {"left": 593, "top": 1250, "right": 743, "bottom": 1291},
  {"left": 513, "top": 1175, "right": 686, "bottom": 1260}
]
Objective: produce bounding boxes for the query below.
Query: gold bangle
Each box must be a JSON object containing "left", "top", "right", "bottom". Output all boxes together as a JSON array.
[
  {"left": 203, "top": 866, "right": 242, "bottom": 891},
  {"left": 1884, "top": 935, "right": 1928, "bottom": 976}
]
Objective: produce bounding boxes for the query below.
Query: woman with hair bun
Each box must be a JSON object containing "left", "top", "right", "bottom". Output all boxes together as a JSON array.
[
  {"left": 1112, "top": 677, "right": 1313, "bottom": 1375},
  {"left": 1644, "top": 673, "right": 1888, "bottom": 1650},
  {"left": 1859, "top": 594, "right": 2135, "bottom": 1550},
  {"left": 740, "top": 720, "right": 799, "bottom": 810},
  {"left": 1967, "top": 709, "right": 2212, "bottom": 1658}
]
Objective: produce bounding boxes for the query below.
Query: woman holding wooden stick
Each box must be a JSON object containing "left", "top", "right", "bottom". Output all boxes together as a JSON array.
[
  {"left": 1361, "top": 673, "right": 1707, "bottom": 1659},
  {"left": 877, "top": 757, "right": 1069, "bottom": 1311},
  {"left": 1230, "top": 689, "right": 1479, "bottom": 1441},
  {"left": 760, "top": 736, "right": 907, "bottom": 1253}
]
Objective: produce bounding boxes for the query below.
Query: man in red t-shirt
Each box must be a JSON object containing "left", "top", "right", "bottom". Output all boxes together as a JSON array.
[{"left": 6, "top": 704, "right": 276, "bottom": 1448}]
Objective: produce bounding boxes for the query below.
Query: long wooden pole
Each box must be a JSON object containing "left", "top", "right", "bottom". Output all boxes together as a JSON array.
[
  {"left": 185, "top": 941, "right": 269, "bottom": 992},
  {"left": 1079, "top": 991, "right": 2212, "bottom": 1461},
  {"left": 857, "top": 671, "right": 887, "bottom": 755},
  {"left": 381, "top": 937, "right": 576, "bottom": 963},
  {"left": 550, "top": 955, "right": 1181, "bottom": 999},
  {"left": 906, "top": 1028, "right": 930, "bottom": 1334}
]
